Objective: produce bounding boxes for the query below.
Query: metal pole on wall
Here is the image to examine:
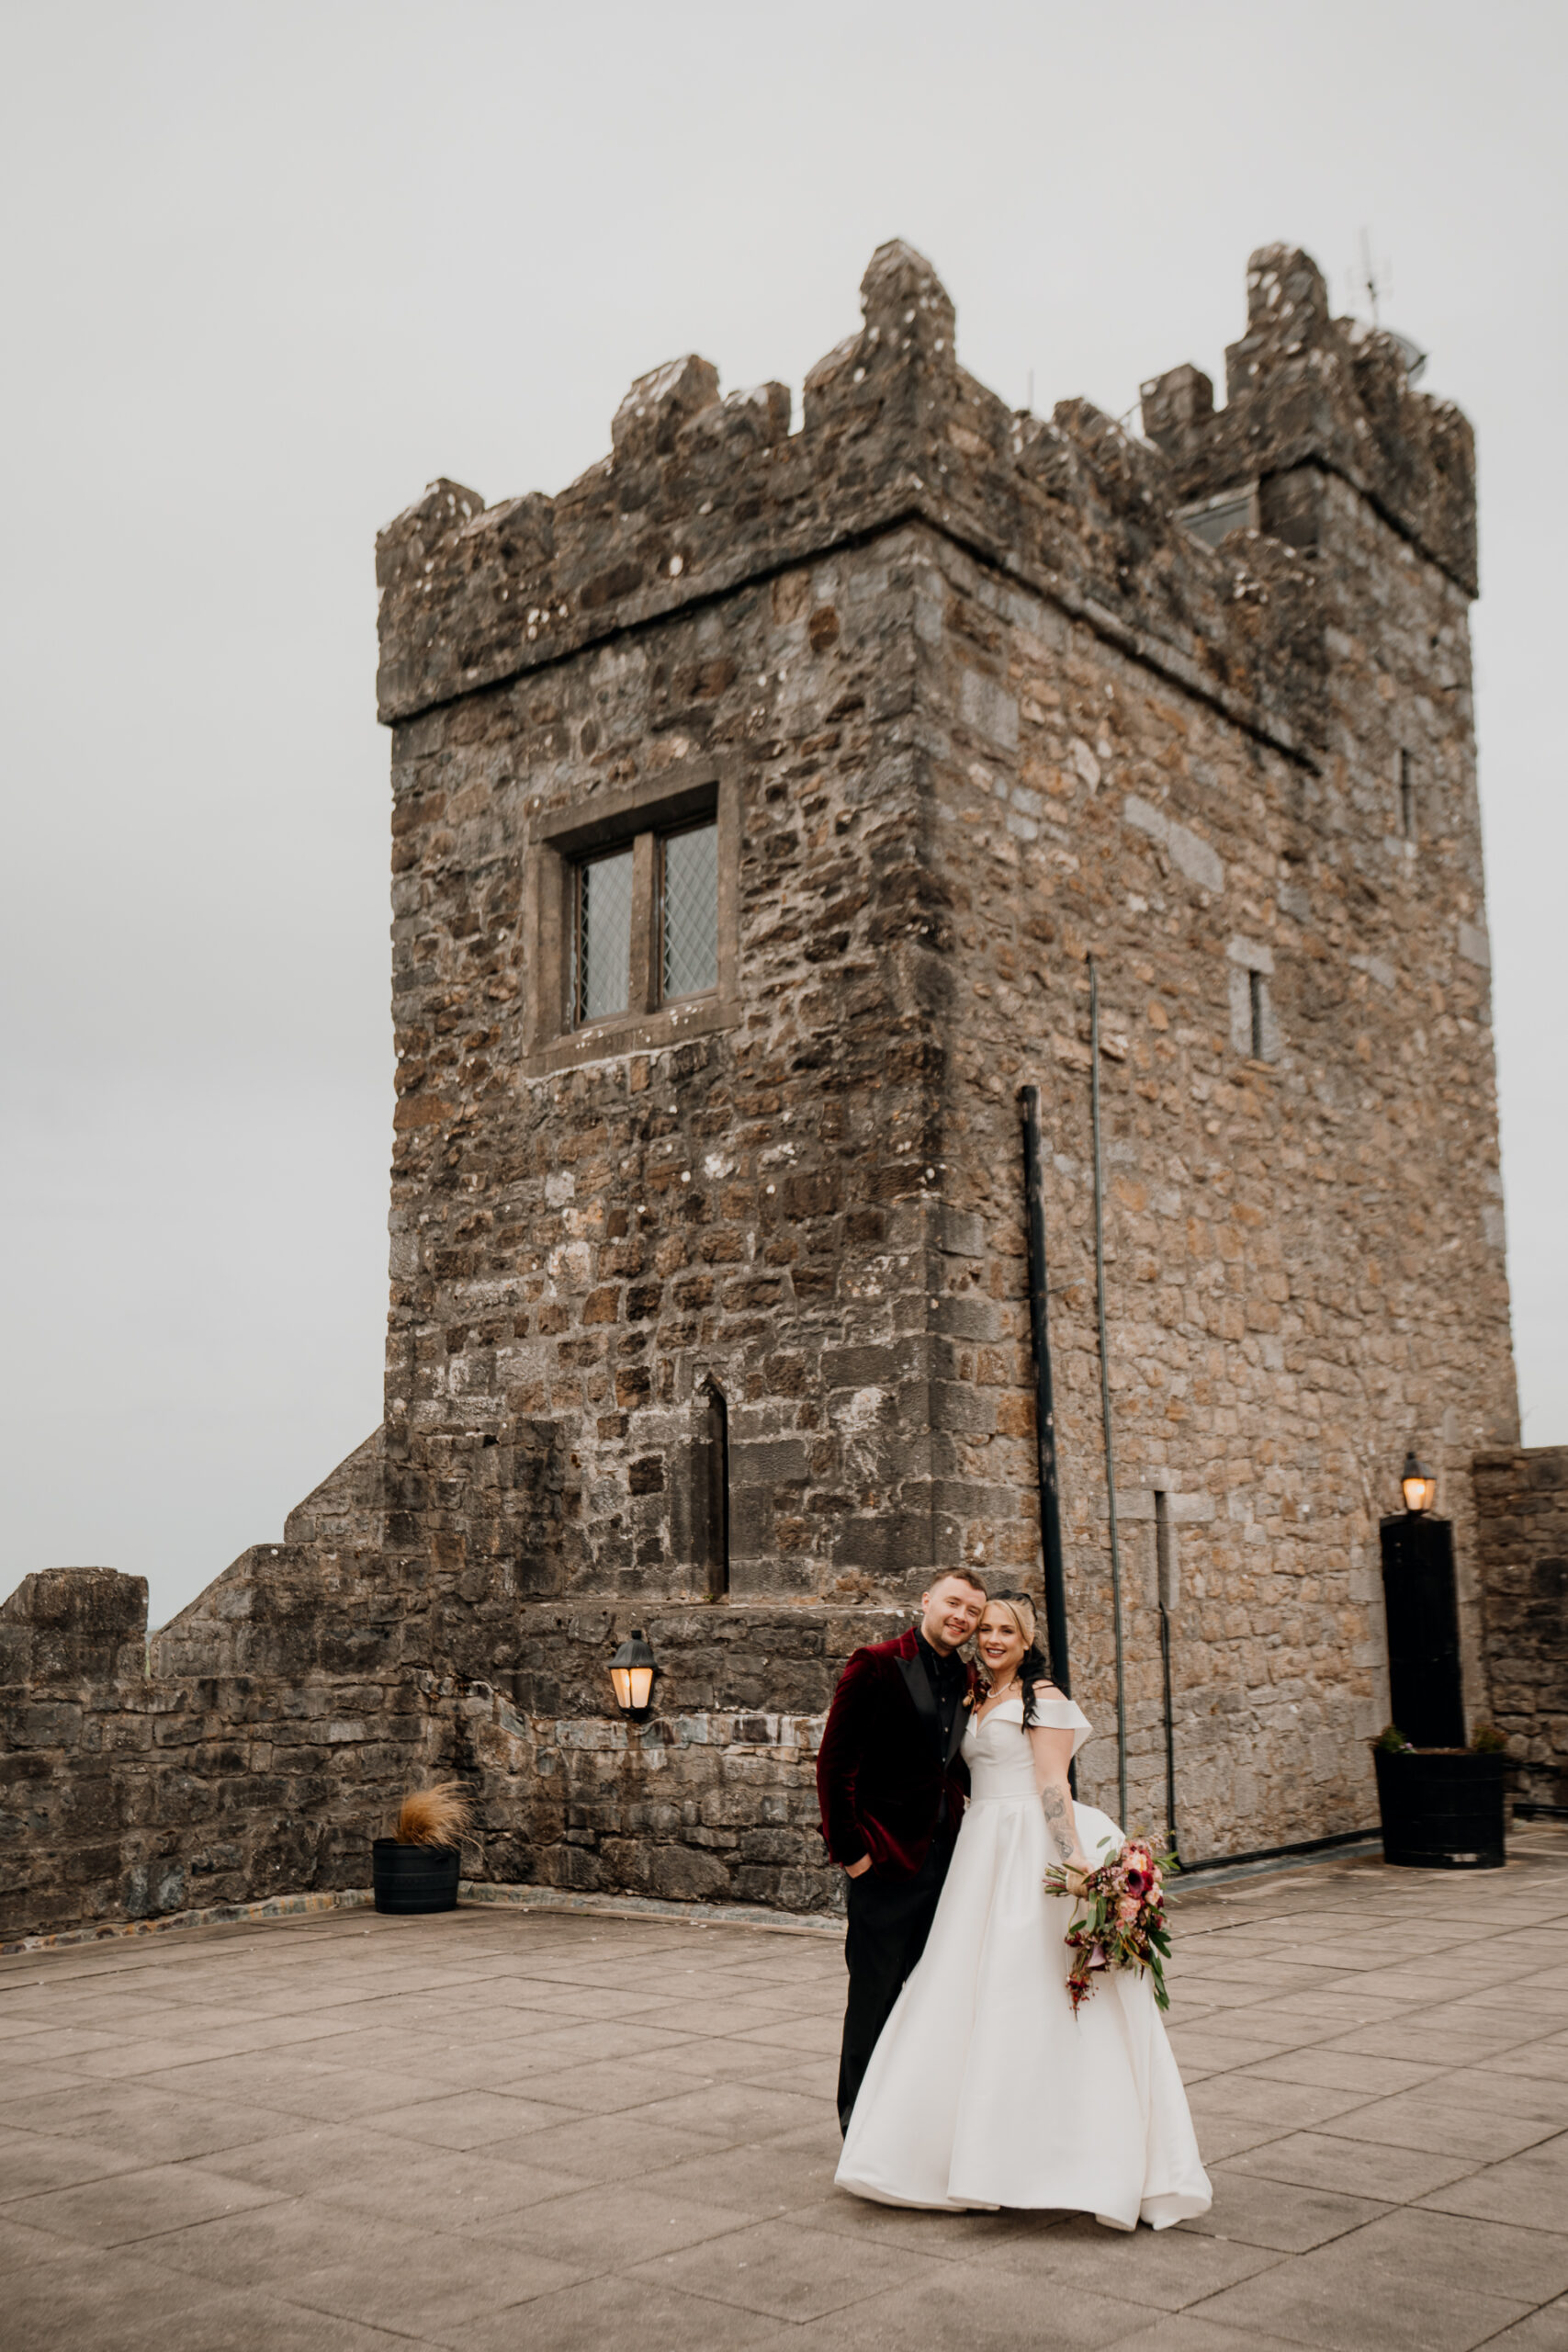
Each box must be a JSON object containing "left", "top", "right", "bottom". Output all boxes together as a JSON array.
[
  {"left": 1089, "top": 958, "right": 1129, "bottom": 1828},
  {"left": 1019, "top": 1085, "right": 1070, "bottom": 1699},
  {"left": 1156, "top": 1489, "right": 1180, "bottom": 1865}
]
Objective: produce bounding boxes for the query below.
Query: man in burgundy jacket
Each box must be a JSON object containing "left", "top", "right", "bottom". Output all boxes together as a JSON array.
[{"left": 816, "top": 1569, "right": 987, "bottom": 2132}]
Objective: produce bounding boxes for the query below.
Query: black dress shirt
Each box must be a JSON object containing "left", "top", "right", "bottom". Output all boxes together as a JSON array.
[{"left": 915, "top": 1629, "right": 966, "bottom": 1762}]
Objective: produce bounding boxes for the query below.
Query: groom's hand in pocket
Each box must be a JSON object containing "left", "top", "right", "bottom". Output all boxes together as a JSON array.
[{"left": 845, "top": 1855, "right": 873, "bottom": 1879}]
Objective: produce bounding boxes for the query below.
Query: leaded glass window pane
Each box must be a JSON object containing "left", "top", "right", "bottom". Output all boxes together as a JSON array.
[
  {"left": 661, "top": 821, "right": 718, "bottom": 1001},
  {"left": 575, "top": 845, "right": 634, "bottom": 1023}
]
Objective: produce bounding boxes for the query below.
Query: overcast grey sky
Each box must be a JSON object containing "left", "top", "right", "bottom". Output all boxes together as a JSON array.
[{"left": 3, "top": 0, "right": 1563, "bottom": 1630}]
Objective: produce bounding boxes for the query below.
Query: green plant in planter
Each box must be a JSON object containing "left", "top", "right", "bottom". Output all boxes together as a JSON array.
[
  {"left": 1470, "top": 1722, "right": 1507, "bottom": 1754},
  {"left": 1371, "top": 1726, "right": 1506, "bottom": 1869}
]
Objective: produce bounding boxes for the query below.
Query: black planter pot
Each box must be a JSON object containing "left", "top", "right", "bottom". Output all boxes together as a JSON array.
[
  {"left": 1372, "top": 1746, "right": 1506, "bottom": 1870},
  {"left": 372, "top": 1838, "right": 462, "bottom": 1914}
]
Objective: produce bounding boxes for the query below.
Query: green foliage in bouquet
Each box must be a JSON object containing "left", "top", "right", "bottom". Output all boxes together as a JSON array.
[{"left": 1043, "top": 1837, "right": 1173, "bottom": 2016}]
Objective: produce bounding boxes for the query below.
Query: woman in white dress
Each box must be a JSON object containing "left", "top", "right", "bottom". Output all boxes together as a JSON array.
[{"left": 835, "top": 1591, "right": 1212, "bottom": 2230}]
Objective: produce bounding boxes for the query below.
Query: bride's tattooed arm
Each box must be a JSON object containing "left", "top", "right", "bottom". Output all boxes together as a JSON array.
[
  {"left": 1028, "top": 1723, "right": 1090, "bottom": 1878},
  {"left": 1040, "top": 1781, "right": 1089, "bottom": 1872}
]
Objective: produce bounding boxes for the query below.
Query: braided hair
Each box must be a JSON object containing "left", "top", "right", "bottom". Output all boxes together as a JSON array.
[{"left": 987, "top": 1589, "right": 1054, "bottom": 1726}]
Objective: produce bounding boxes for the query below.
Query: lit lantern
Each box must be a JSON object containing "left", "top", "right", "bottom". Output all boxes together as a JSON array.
[
  {"left": 1400, "top": 1452, "right": 1438, "bottom": 1516},
  {"left": 609, "top": 1629, "right": 657, "bottom": 1721}
]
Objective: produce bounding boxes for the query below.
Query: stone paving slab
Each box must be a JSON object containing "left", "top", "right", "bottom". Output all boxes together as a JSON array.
[{"left": 0, "top": 1825, "right": 1564, "bottom": 2351}]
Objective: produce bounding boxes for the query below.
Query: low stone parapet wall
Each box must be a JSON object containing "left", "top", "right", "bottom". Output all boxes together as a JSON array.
[
  {"left": 443, "top": 1602, "right": 901, "bottom": 1916},
  {"left": 0, "top": 1544, "right": 432, "bottom": 1942},
  {"left": 0, "top": 1549, "right": 897, "bottom": 1938},
  {"left": 1474, "top": 1445, "right": 1568, "bottom": 1809}
]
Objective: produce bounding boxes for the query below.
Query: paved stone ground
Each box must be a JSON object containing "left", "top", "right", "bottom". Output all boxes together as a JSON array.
[{"left": 1, "top": 1828, "right": 1566, "bottom": 2352}]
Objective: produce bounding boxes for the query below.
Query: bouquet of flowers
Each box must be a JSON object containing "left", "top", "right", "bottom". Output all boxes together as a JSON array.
[{"left": 1042, "top": 1837, "right": 1172, "bottom": 2015}]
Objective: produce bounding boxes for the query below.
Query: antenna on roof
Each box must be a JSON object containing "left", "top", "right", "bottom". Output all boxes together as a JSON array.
[
  {"left": 1350, "top": 226, "right": 1427, "bottom": 385},
  {"left": 1359, "top": 226, "right": 1385, "bottom": 326}
]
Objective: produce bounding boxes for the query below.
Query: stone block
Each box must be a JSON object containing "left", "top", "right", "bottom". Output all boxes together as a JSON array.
[{"left": 730, "top": 1438, "right": 811, "bottom": 1485}]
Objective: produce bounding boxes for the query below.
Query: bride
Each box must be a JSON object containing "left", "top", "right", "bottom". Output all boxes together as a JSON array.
[{"left": 834, "top": 1591, "right": 1212, "bottom": 2229}]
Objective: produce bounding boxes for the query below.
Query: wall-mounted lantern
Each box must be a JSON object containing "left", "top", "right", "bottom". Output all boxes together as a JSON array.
[
  {"left": 1400, "top": 1451, "right": 1438, "bottom": 1516},
  {"left": 609, "top": 1629, "right": 657, "bottom": 1722}
]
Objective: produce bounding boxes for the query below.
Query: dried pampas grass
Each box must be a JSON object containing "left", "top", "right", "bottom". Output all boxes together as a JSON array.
[{"left": 392, "top": 1781, "right": 471, "bottom": 1849}]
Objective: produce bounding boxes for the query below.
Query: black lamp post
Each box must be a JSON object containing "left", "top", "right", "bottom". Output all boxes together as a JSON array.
[
  {"left": 1381, "top": 1452, "right": 1461, "bottom": 1748},
  {"left": 608, "top": 1629, "right": 657, "bottom": 1723},
  {"left": 1373, "top": 1445, "right": 1505, "bottom": 1868}
]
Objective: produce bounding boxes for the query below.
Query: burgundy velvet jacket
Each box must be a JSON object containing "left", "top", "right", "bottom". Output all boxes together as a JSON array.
[{"left": 816, "top": 1627, "right": 978, "bottom": 1881}]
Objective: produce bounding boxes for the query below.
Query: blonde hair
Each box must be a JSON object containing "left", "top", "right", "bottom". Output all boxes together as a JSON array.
[
  {"left": 984, "top": 1589, "right": 1052, "bottom": 1724},
  {"left": 984, "top": 1593, "right": 1036, "bottom": 1648}
]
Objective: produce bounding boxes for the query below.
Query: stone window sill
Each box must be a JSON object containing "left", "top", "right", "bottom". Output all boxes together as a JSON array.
[{"left": 524, "top": 989, "right": 739, "bottom": 1076}]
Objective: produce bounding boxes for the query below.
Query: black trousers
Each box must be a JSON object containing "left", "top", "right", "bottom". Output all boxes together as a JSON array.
[{"left": 836, "top": 1838, "right": 952, "bottom": 2133}]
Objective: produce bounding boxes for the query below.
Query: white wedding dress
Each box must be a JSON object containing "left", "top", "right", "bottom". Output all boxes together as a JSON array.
[{"left": 835, "top": 1693, "right": 1212, "bottom": 2229}]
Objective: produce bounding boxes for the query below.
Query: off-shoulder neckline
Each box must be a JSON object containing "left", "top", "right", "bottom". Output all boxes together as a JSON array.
[
  {"left": 978, "top": 1682, "right": 1066, "bottom": 1704},
  {"left": 973, "top": 1689, "right": 1082, "bottom": 1721}
]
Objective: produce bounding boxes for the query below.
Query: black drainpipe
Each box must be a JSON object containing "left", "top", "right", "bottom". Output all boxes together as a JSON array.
[
  {"left": 1089, "top": 960, "right": 1130, "bottom": 1829},
  {"left": 1020, "top": 1085, "right": 1070, "bottom": 1700},
  {"left": 1156, "top": 1488, "right": 1180, "bottom": 1866}
]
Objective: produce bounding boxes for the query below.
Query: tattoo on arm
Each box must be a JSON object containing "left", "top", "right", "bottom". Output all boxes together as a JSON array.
[{"left": 1041, "top": 1781, "right": 1089, "bottom": 1872}]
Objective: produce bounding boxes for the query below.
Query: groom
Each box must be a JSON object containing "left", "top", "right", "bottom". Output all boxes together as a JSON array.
[{"left": 817, "top": 1569, "right": 987, "bottom": 2132}]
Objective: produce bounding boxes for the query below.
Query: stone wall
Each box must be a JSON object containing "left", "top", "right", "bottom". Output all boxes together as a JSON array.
[
  {"left": 0, "top": 1568, "right": 153, "bottom": 1935},
  {"left": 1474, "top": 1447, "right": 1568, "bottom": 1809},
  {"left": 913, "top": 485, "right": 1509, "bottom": 1854},
  {"left": 457, "top": 1602, "right": 903, "bottom": 1912},
  {"left": 0, "top": 1442, "right": 436, "bottom": 1942}
]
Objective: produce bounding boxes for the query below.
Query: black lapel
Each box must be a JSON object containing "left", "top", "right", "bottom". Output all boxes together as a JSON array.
[{"left": 897, "top": 1645, "right": 942, "bottom": 1755}]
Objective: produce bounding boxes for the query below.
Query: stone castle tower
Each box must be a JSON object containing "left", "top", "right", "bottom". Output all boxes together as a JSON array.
[
  {"left": 1, "top": 241, "right": 1526, "bottom": 1942},
  {"left": 368, "top": 237, "right": 1514, "bottom": 1885}
]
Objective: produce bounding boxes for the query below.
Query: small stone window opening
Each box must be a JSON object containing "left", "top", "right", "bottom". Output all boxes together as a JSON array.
[
  {"left": 1398, "top": 749, "right": 1416, "bottom": 843},
  {"left": 1228, "top": 938, "right": 1278, "bottom": 1064},
  {"left": 703, "top": 1381, "right": 730, "bottom": 1600},
  {"left": 1248, "top": 969, "right": 1269, "bottom": 1060}
]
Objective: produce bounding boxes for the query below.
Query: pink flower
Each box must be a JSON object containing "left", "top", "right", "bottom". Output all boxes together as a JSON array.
[{"left": 1117, "top": 1894, "right": 1139, "bottom": 1923}]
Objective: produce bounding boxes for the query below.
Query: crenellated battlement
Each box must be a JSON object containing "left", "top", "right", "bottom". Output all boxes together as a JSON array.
[
  {"left": 376, "top": 240, "right": 1472, "bottom": 760},
  {"left": 1142, "top": 243, "right": 1476, "bottom": 594}
]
